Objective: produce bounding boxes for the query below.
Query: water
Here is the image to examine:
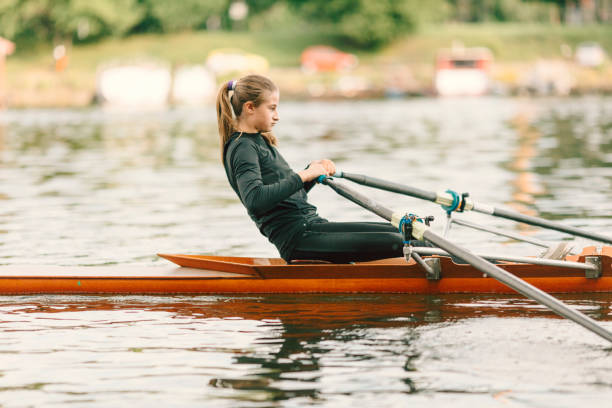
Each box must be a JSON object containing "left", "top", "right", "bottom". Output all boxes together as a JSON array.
[
  {"left": 0, "top": 97, "right": 611, "bottom": 406},
  {"left": 0, "top": 294, "right": 610, "bottom": 407}
]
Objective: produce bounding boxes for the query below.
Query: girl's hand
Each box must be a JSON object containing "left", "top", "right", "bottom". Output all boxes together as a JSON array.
[
  {"left": 298, "top": 162, "right": 330, "bottom": 183},
  {"left": 314, "top": 159, "right": 336, "bottom": 176}
]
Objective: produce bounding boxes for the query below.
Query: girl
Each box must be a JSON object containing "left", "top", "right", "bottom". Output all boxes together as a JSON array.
[{"left": 217, "top": 74, "right": 424, "bottom": 263}]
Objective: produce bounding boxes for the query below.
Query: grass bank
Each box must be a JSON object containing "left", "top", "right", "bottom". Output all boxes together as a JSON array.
[{"left": 382, "top": 23, "right": 612, "bottom": 63}]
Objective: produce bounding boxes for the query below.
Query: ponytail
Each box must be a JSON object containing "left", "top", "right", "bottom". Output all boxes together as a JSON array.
[
  {"left": 216, "top": 81, "right": 236, "bottom": 159},
  {"left": 216, "top": 74, "right": 278, "bottom": 161}
]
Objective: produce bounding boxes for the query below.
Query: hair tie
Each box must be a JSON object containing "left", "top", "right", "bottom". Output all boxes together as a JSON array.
[{"left": 227, "top": 80, "right": 237, "bottom": 91}]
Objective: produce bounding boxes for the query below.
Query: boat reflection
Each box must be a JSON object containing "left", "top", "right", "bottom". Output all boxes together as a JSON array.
[
  {"left": 5, "top": 293, "right": 610, "bottom": 326},
  {"left": 1, "top": 293, "right": 610, "bottom": 401}
]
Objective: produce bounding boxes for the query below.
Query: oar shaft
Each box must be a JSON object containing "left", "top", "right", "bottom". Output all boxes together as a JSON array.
[
  {"left": 338, "top": 172, "right": 612, "bottom": 245},
  {"left": 423, "top": 230, "right": 612, "bottom": 343},
  {"left": 339, "top": 172, "right": 438, "bottom": 202},
  {"left": 491, "top": 207, "right": 612, "bottom": 245},
  {"left": 323, "top": 177, "right": 394, "bottom": 221}
]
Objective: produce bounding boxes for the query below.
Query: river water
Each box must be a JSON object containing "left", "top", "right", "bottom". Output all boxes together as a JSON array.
[{"left": 0, "top": 97, "right": 611, "bottom": 407}]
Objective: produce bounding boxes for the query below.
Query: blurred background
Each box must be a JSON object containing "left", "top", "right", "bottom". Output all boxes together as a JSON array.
[{"left": 0, "top": 0, "right": 610, "bottom": 107}]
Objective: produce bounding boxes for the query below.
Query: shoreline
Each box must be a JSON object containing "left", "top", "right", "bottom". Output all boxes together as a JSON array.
[{"left": 3, "top": 61, "right": 611, "bottom": 109}]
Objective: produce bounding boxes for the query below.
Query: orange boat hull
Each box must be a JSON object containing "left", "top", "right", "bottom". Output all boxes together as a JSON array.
[
  {"left": 0, "top": 274, "right": 610, "bottom": 295},
  {"left": 0, "top": 247, "right": 609, "bottom": 295}
]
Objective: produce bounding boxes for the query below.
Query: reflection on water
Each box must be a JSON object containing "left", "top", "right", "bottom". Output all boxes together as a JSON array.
[
  {"left": 506, "top": 111, "right": 544, "bottom": 217},
  {"left": 0, "top": 294, "right": 610, "bottom": 407},
  {"left": 0, "top": 98, "right": 611, "bottom": 406},
  {"left": 535, "top": 110, "right": 612, "bottom": 170}
]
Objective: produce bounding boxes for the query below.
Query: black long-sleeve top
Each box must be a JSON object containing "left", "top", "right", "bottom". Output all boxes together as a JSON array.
[{"left": 223, "top": 132, "right": 325, "bottom": 260}]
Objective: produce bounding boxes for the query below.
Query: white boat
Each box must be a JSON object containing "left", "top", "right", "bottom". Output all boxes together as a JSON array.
[
  {"left": 171, "top": 65, "right": 216, "bottom": 105},
  {"left": 434, "top": 46, "right": 493, "bottom": 97},
  {"left": 96, "top": 62, "right": 172, "bottom": 108}
]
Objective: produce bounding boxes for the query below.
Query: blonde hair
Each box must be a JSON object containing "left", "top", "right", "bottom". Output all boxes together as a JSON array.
[{"left": 216, "top": 74, "right": 278, "bottom": 159}]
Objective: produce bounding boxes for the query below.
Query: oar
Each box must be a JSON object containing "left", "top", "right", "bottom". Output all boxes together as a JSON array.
[
  {"left": 318, "top": 176, "right": 612, "bottom": 343},
  {"left": 335, "top": 171, "right": 612, "bottom": 245}
]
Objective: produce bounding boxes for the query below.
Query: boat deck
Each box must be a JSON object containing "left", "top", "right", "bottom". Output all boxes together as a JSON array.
[{"left": 0, "top": 265, "right": 246, "bottom": 278}]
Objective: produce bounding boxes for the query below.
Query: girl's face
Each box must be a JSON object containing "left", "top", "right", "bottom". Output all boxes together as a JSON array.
[{"left": 251, "top": 90, "right": 279, "bottom": 133}]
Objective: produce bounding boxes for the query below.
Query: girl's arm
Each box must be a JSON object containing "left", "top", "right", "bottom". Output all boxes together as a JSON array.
[
  {"left": 231, "top": 141, "right": 304, "bottom": 216},
  {"left": 302, "top": 164, "right": 317, "bottom": 193}
]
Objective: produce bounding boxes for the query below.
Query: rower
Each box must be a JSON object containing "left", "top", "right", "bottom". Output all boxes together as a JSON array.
[{"left": 215, "top": 74, "right": 430, "bottom": 264}]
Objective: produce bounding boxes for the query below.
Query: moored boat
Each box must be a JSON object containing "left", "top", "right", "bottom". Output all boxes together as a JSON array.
[{"left": 434, "top": 45, "right": 493, "bottom": 96}]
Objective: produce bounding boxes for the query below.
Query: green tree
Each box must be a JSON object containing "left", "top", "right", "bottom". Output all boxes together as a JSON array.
[
  {"left": 56, "top": 0, "right": 144, "bottom": 40},
  {"left": 146, "top": 0, "right": 226, "bottom": 31},
  {"left": 448, "top": 0, "right": 560, "bottom": 22},
  {"left": 0, "top": 0, "right": 59, "bottom": 42},
  {"left": 0, "top": 0, "right": 144, "bottom": 43},
  {"left": 286, "top": 0, "right": 448, "bottom": 48}
]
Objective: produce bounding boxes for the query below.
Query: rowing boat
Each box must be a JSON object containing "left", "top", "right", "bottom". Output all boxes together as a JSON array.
[
  {"left": 4, "top": 172, "right": 609, "bottom": 341},
  {"left": 0, "top": 246, "right": 608, "bottom": 295}
]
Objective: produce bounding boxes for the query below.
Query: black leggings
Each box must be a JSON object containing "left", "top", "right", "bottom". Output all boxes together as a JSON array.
[{"left": 288, "top": 221, "right": 428, "bottom": 263}]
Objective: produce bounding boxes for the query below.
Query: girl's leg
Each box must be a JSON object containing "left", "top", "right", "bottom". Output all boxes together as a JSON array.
[
  {"left": 305, "top": 221, "right": 398, "bottom": 233},
  {"left": 289, "top": 221, "right": 426, "bottom": 263}
]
